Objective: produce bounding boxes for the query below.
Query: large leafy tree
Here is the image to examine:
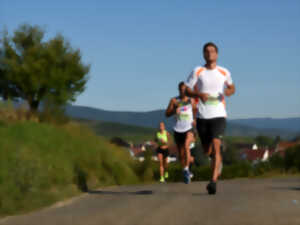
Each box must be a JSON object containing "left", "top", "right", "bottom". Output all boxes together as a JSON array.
[{"left": 0, "top": 24, "right": 90, "bottom": 111}]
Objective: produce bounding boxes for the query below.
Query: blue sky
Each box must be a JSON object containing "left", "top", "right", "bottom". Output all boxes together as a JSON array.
[{"left": 1, "top": 0, "right": 300, "bottom": 118}]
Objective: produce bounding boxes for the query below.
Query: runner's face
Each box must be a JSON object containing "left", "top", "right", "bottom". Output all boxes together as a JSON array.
[
  {"left": 160, "top": 123, "right": 165, "bottom": 131},
  {"left": 179, "top": 85, "right": 186, "bottom": 96},
  {"left": 204, "top": 46, "right": 218, "bottom": 63}
]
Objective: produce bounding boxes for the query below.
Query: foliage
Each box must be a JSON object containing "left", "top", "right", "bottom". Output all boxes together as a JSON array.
[
  {"left": 222, "top": 144, "right": 240, "bottom": 165},
  {"left": 0, "top": 120, "right": 139, "bottom": 216},
  {"left": 0, "top": 24, "right": 90, "bottom": 111},
  {"left": 284, "top": 145, "right": 300, "bottom": 171},
  {"left": 255, "top": 135, "right": 274, "bottom": 148}
]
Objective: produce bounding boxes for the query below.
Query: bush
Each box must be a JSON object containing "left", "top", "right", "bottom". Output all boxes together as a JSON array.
[
  {"left": 284, "top": 145, "right": 300, "bottom": 172},
  {"left": 269, "top": 153, "right": 285, "bottom": 171}
]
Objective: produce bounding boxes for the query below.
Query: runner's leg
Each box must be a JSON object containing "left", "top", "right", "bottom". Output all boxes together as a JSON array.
[
  {"left": 184, "top": 131, "right": 194, "bottom": 168},
  {"left": 211, "top": 138, "right": 222, "bottom": 182},
  {"left": 163, "top": 155, "right": 169, "bottom": 178},
  {"left": 177, "top": 144, "right": 185, "bottom": 168},
  {"left": 158, "top": 153, "right": 164, "bottom": 180}
]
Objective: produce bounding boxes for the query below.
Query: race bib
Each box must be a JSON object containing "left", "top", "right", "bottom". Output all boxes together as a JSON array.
[
  {"left": 178, "top": 105, "right": 192, "bottom": 121},
  {"left": 206, "top": 94, "right": 221, "bottom": 106}
]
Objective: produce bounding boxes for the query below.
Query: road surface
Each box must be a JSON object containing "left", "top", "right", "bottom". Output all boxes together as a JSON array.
[{"left": 1, "top": 177, "right": 299, "bottom": 225}]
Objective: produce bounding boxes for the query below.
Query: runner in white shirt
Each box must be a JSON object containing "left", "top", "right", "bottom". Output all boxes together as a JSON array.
[
  {"left": 185, "top": 42, "right": 235, "bottom": 194},
  {"left": 165, "top": 82, "right": 197, "bottom": 184}
]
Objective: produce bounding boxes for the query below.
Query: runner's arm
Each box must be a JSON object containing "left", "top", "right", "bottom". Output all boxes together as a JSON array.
[
  {"left": 167, "top": 132, "right": 172, "bottom": 145},
  {"left": 185, "top": 70, "right": 209, "bottom": 102},
  {"left": 165, "top": 98, "right": 177, "bottom": 117},
  {"left": 191, "top": 98, "right": 198, "bottom": 127},
  {"left": 224, "top": 70, "right": 235, "bottom": 96},
  {"left": 154, "top": 135, "right": 158, "bottom": 143},
  {"left": 224, "top": 83, "right": 235, "bottom": 96},
  {"left": 186, "top": 87, "right": 209, "bottom": 102}
]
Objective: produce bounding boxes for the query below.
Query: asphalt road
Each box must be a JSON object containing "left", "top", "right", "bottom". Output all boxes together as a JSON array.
[{"left": 1, "top": 177, "right": 300, "bottom": 225}]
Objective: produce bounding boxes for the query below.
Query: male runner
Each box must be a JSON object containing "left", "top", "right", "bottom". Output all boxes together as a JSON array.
[
  {"left": 165, "top": 82, "right": 197, "bottom": 184},
  {"left": 185, "top": 42, "right": 235, "bottom": 194}
]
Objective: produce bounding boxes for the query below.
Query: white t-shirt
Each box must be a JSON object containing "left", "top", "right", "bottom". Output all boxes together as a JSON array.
[
  {"left": 173, "top": 97, "right": 194, "bottom": 133},
  {"left": 185, "top": 65, "right": 233, "bottom": 119}
]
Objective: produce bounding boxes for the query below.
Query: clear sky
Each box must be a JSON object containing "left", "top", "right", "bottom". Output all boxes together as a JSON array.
[{"left": 1, "top": 0, "right": 300, "bottom": 118}]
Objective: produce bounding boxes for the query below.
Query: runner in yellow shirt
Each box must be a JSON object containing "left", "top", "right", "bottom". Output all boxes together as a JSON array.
[{"left": 155, "top": 122, "right": 171, "bottom": 183}]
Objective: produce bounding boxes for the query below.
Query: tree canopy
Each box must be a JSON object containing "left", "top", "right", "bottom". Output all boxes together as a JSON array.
[{"left": 0, "top": 24, "right": 90, "bottom": 111}]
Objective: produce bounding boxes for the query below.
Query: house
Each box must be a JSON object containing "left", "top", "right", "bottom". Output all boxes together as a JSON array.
[
  {"left": 241, "top": 147, "right": 276, "bottom": 164},
  {"left": 276, "top": 141, "right": 300, "bottom": 152}
]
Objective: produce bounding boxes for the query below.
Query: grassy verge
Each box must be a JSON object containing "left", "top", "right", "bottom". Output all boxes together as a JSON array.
[{"left": 0, "top": 120, "right": 145, "bottom": 216}]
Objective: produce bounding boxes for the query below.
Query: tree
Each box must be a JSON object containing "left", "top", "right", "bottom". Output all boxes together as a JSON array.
[
  {"left": 0, "top": 31, "right": 19, "bottom": 101},
  {"left": 255, "top": 135, "right": 274, "bottom": 148},
  {"left": 0, "top": 24, "right": 90, "bottom": 111}
]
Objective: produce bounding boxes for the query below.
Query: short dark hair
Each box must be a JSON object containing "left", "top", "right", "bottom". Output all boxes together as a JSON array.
[
  {"left": 203, "top": 42, "right": 218, "bottom": 53},
  {"left": 178, "top": 81, "right": 185, "bottom": 89}
]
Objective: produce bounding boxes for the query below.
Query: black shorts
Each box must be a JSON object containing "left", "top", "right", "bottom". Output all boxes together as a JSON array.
[
  {"left": 173, "top": 129, "right": 192, "bottom": 146},
  {"left": 196, "top": 117, "right": 226, "bottom": 147},
  {"left": 156, "top": 147, "right": 169, "bottom": 158}
]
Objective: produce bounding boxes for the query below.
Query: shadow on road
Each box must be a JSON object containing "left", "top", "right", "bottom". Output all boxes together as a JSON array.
[
  {"left": 88, "top": 190, "right": 209, "bottom": 196},
  {"left": 88, "top": 190, "right": 154, "bottom": 195},
  {"left": 269, "top": 186, "right": 300, "bottom": 191},
  {"left": 191, "top": 193, "right": 210, "bottom": 196}
]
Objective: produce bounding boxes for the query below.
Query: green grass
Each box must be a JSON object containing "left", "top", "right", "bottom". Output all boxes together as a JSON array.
[
  {"left": 77, "top": 119, "right": 156, "bottom": 143},
  {"left": 224, "top": 136, "right": 255, "bottom": 144},
  {"left": 0, "top": 120, "right": 143, "bottom": 216}
]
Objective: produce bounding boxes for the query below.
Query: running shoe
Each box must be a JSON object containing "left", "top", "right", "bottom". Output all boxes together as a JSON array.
[
  {"left": 160, "top": 176, "right": 165, "bottom": 183},
  {"left": 206, "top": 181, "right": 217, "bottom": 195},
  {"left": 183, "top": 169, "right": 191, "bottom": 184},
  {"left": 164, "top": 171, "right": 169, "bottom": 179}
]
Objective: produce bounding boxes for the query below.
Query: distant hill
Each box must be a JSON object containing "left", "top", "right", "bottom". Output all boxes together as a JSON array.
[
  {"left": 65, "top": 105, "right": 174, "bottom": 129},
  {"left": 231, "top": 118, "right": 300, "bottom": 132},
  {"left": 66, "top": 105, "right": 299, "bottom": 139}
]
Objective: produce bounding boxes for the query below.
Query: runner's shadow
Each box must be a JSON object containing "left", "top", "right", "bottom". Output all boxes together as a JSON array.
[
  {"left": 191, "top": 193, "right": 208, "bottom": 196},
  {"left": 269, "top": 186, "right": 300, "bottom": 191},
  {"left": 88, "top": 190, "right": 154, "bottom": 195}
]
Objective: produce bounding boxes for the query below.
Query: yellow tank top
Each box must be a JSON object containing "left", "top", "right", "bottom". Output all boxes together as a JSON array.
[{"left": 156, "top": 130, "right": 168, "bottom": 146}]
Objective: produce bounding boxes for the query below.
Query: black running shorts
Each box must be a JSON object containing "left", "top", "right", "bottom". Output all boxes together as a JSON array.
[
  {"left": 156, "top": 147, "right": 169, "bottom": 158},
  {"left": 173, "top": 129, "right": 192, "bottom": 146},
  {"left": 196, "top": 117, "right": 226, "bottom": 147}
]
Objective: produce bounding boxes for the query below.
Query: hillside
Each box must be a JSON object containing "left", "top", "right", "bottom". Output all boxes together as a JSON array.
[
  {"left": 66, "top": 105, "right": 174, "bottom": 128},
  {"left": 0, "top": 120, "right": 143, "bottom": 216},
  {"left": 66, "top": 105, "right": 299, "bottom": 139},
  {"left": 77, "top": 119, "right": 156, "bottom": 142},
  {"left": 231, "top": 118, "right": 300, "bottom": 132}
]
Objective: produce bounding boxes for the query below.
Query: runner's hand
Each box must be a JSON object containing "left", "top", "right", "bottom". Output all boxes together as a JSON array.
[
  {"left": 199, "top": 93, "right": 209, "bottom": 102},
  {"left": 171, "top": 98, "right": 178, "bottom": 106},
  {"left": 192, "top": 119, "right": 197, "bottom": 127},
  {"left": 224, "top": 88, "right": 231, "bottom": 96}
]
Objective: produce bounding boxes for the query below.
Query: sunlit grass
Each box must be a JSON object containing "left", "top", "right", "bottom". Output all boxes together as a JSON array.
[{"left": 0, "top": 119, "right": 141, "bottom": 216}]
